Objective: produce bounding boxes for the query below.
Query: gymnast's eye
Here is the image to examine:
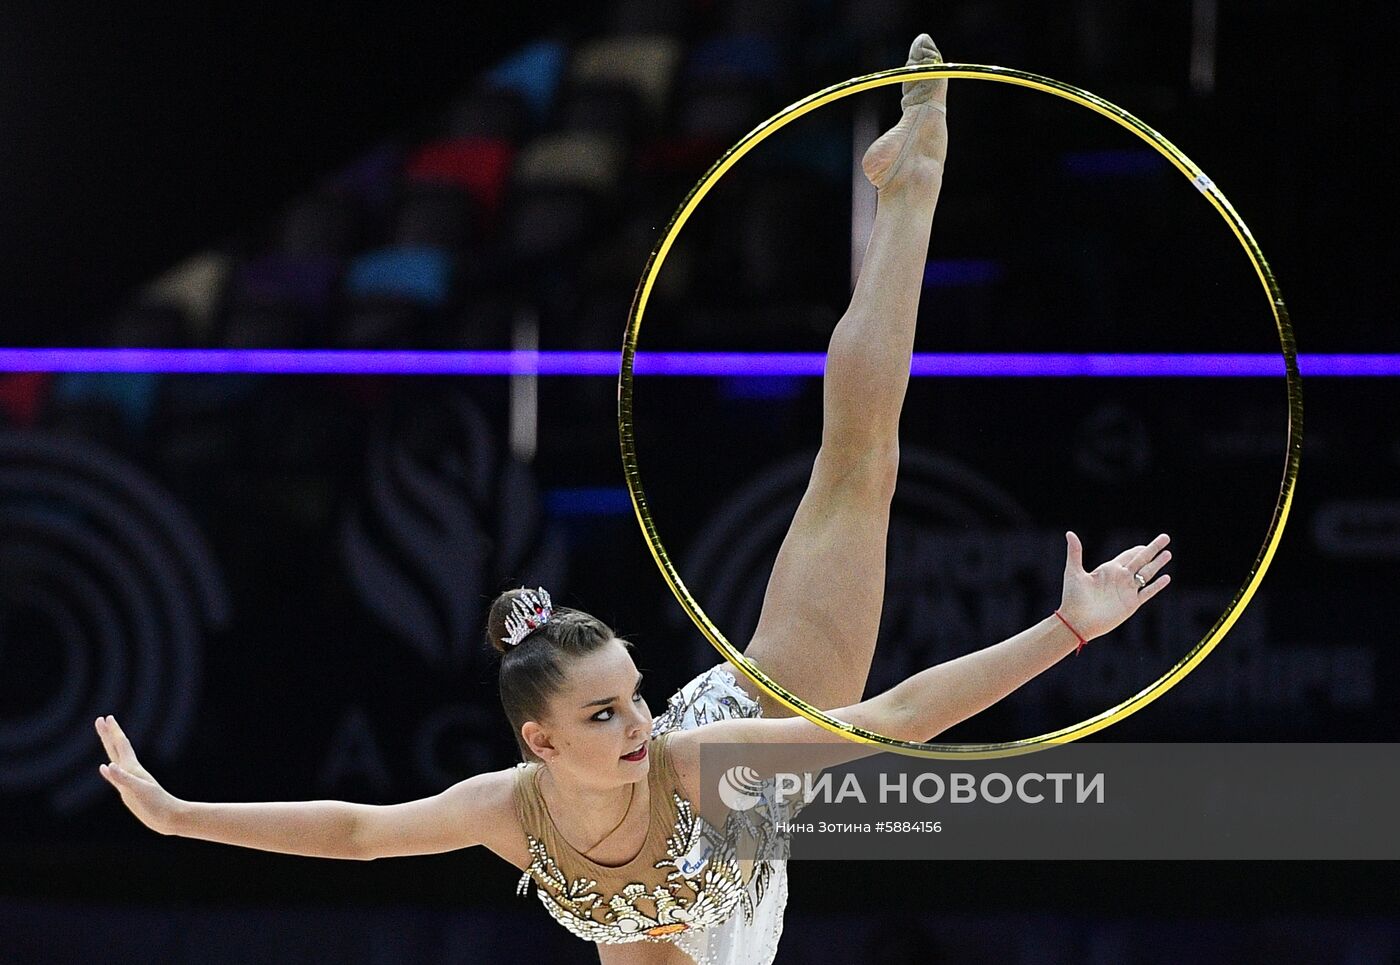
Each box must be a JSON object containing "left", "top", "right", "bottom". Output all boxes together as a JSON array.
[{"left": 591, "top": 687, "right": 643, "bottom": 722}]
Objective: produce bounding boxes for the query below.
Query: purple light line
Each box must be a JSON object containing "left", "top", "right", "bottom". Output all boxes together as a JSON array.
[{"left": 0, "top": 349, "right": 1390, "bottom": 377}]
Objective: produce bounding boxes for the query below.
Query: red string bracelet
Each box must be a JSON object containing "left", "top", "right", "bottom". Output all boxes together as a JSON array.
[{"left": 1053, "top": 609, "right": 1088, "bottom": 655}]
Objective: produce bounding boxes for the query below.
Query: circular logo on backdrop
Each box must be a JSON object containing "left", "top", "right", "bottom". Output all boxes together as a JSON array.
[{"left": 0, "top": 430, "right": 229, "bottom": 813}]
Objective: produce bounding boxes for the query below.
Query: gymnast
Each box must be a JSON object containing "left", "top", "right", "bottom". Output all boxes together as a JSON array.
[{"left": 95, "top": 33, "right": 1172, "bottom": 965}]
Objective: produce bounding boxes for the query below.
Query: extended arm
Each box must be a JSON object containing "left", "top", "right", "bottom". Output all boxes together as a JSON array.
[
  {"left": 167, "top": 770, "right": 512, "bottom": 860},
  {"left": 671, "top": 532, "right": 1173, "bottom": 779},
  {"left": 851, "top": 611, "right": 1085, "bottom": 741},
  {"left": 687, "top": 610, "right": 1083, "bottom": 766},
  {"left": 168, "top": 798, "right": 364, "bottom": 859},
  {"left": 98, "top": 715, "right": 511, "bottom": 861}
]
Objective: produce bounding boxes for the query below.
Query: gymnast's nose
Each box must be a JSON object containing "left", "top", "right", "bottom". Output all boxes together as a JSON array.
[{"left": 627, "top": 702, "right": 650, "bottom": 738}]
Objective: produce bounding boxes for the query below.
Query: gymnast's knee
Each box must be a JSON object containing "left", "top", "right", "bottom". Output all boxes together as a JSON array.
[{"left": 814, "top": 441, "right": 900, "bottom": 501}]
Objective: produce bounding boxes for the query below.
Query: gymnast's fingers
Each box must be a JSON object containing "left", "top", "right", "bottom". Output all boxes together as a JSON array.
[
  {"left": 95, "top": 716, "right": 125, "bottom": 765},
  {"left": 1127, "top": 534, "right": 1170, "bottom": 574},
  {"left": 1136, "top": 550, "right": 1172, "bottom": 583},
  {"left": 1137, "top": 573, "right": 1172, "bottom": 605},
  {"left": 96, "top": 715, "right": 143, "bottom": 771}
]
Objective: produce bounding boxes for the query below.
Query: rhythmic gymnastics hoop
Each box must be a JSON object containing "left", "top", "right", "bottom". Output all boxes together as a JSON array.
[{"left": 619, "top": 63, "right": 1302, "bottom": 760}]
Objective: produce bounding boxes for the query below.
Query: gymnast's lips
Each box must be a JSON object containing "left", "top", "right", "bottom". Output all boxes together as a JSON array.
[{"left": 621, "top": 742, "right": 647, "bottom": 761}]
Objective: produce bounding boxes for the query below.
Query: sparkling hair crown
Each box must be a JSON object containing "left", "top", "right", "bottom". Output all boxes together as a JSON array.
[{"left": 501, "top": 587, "right": 553, "bottom": 649}]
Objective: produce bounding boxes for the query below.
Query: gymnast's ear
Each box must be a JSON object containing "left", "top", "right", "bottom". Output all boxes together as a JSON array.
[{"left": 521, "top": 719, "right": 559, "bottom": 762}]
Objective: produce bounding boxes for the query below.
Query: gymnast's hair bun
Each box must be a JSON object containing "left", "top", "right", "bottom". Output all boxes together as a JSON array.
[{"left": 487, "top": 587, "right": 537, "bottom": 655}]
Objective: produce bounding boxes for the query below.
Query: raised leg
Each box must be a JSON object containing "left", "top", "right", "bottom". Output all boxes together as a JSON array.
[{"left": 730, "top": 35, "right": 950, "bottom": 718}]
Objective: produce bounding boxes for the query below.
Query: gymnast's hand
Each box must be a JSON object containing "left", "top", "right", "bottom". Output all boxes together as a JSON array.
[
  {"left": 95, "top": 715, "right": 182, "bottom": 835},
  {"left": 1059, "top": 532, "right": 1172, "bottom": 642}
]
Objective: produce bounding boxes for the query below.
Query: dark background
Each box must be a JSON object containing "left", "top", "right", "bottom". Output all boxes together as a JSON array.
[{"left": 2, "top": 1, "right": 1398, "bottom": 962}]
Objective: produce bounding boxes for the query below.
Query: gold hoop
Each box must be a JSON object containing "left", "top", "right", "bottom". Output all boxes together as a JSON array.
[{"left": 619, "top": 64, "right": 1302, "bottom": 760}]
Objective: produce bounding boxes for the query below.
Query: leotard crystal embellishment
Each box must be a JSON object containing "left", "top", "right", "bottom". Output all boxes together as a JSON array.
[{"left": 516, "top": 791, "right": 760, "bottom": 944}]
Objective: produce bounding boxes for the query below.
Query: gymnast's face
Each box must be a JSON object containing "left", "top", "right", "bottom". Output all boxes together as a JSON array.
[{"left": 524, "top": 638, "right": 653, "bottom": 786}]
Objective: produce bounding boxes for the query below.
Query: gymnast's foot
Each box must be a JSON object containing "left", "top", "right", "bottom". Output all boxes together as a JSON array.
[{"left": 861, "top": 33, "right": 949, "bottom": 193}]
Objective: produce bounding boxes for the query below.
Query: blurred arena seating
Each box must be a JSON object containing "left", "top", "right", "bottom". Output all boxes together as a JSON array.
[
  {"left": 107, "top": 0, "right": 1203, "bottom": 360},
  {"left": 107, "top": 2, "right": 898, "bottom": 353}
]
